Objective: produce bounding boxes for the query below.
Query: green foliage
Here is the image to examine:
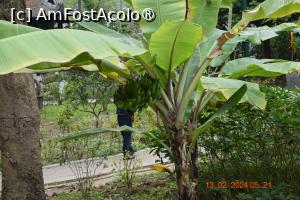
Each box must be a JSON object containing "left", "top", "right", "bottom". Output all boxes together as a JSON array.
[
  {"left": 0, "top": 20, "right": 39, "bottom": 39},
  {"left": 141, "top": 86, "right": 300, "bottom": 198},
  {"left": 201, "top": 77, "right": 267, "bottom": 110},
  {"left": 220, "top": 57, "right": 300, "bottom": 79},
  {"left": 149, "top": 21, "right": 203, "bottom": 70},
  {"left": 221, "top": 0, "right": 236, "bottom": 8},
  {"left": 50, "top": 173, "right": 177, "bottom": 200},
  {"left": 114, "top": 75, "right": 160, "bottom": 112},
  {"left": 133, "top": 108, "right": 157, "bottom": 129},
  {"left": 254, "top": 31, "right": 295, "bottom": 60},
  {"left": 0, "top": 21, "right": 145, "bottom": 80},
  {"left": 65, "top": 72, "right": 116, "bottom": 108},
  {"left": 81, "top": 0, "right": 114, "bottom": 10},
  {"left": 236, "top": 183, "right": 298, "bottom": 200},
  {"left": 113, "top": 158, "right": 141, "bottom": 189},
  {"left": 190, "top": 0, "right": 222, "bottom": 38},
  {"left": 43, "top": 82, "right": 62, "bottom": 105},
  {"left": 58, "top": 104, "right": 75, "bottom": 132},
  {"left": 57, "top": 126, "right": 143, "bottom": 142},
  {"left": 198, "top": 85, "right": 300, "bottom": 198},
  {"left": 41, "top": 104, "right": 92, "bottom": 121},
  {"left": 40, "top": 104, "right": 154, "bottom": 164},
  {"left": 131, "top": 0, "right": 186, "bottom": 36},
  {"left": 62, "top": 136, "right": 107, "bottom": 198},
  {"left": 141, "top": 127, "right": 172, "bottom": 162},
  {"left": 50, "top": 191, "right": 102, "bottom": 200},
  {"left": 191, "top": 84, "right": 247, "bottom": 144},
  {"left": 64, "top": 72, "right": 117, "bottom": 127}
]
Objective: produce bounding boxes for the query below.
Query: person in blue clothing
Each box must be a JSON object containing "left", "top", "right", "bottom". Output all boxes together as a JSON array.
[{"left": 116, "top": 108, "right": 135, "bottom": 156}]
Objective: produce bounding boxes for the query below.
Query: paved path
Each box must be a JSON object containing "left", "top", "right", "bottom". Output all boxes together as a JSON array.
[{"left": 0, "top": 149, "right": 168, "bottom": 191}]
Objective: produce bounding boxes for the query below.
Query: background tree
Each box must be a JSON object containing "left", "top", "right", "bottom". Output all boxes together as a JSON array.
[
  {"left": 64, "top": 72, "right": 117, "bottom": 128},
  {"left": 0, "top": 0, "right": 45, "bottom": 199}
]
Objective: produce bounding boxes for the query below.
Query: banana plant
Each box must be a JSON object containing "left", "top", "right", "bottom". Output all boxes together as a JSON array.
[{"left": 1, "top": 0, "right": 300, "bottom": 199}]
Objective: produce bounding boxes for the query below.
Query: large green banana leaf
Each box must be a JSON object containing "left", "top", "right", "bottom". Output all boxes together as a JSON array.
[
  {"left": 0, "top": 21, "right": 146, "bottom": 75},
  {"left": 77, "top": 21, "right": 144, "bottom": 49},
  {"left": 220, "top": 58, "right": 300, "bottom": 79},
  {"left": 129, "top": 0, "right": 235, "bottom": 37},
  {"left": 201, "top": 76, "right": 267, "bottom": 110},
  {"left": 244, "top": 0, "right": 300, "bottom": 21},
  {"left": 0, "top": 20, "right": 40, "bottom": 39},
  {"left": 75, "top": 22, "right": 165, "bottom": 83},
  {"left": 0, "top": 21, "right": 100, "bottom": 73},
  {"left": 131, "top": 0, "right": 186, "bottom": 36},
  {"left": 57, "top": 126, "right": 146, "bottom": 141},
  {"left": 56, "top": 125, "right": 172, "bottom": 156},
  {"left": 180, "top": 21, "right": 296, "bottom": 96},
  {"left": 239, "top": 23, "right": 299, "bottom": 44},
  {"left": 172, "top": 23, "right": 298, "bottom": 122},
  {"left": 232, "top": 0, "right": 300, "bottom": 35},
  {"left": 175, "top": 29, "right": 226, "bottom": 125},
  {"left": 210, "top": 36, "right": 241, "bottom": 68},
  {"left": 149, "top": 21, "right": 203, "bottom": 71},
  {"left": 211, "top": 23, "right": 299, "bottom": 67},
  {"left": 76, "top": 21, "right": 169, "bottom": 87},
  {"left": 183, "top": 29, "right": 223, "bottom": 91},
  {"left": 189, "top": 0, "right": 222, "bottom": 38}
]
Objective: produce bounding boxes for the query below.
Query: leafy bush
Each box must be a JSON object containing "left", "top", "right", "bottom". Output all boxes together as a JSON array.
[
  {"left": 141, "top": 127, "right": 172, "bottom": 163},
  {"left": 199, "top": 85, "right": 300, "bottom": 198},
  {"left": 236, "top": 183, "right": 298, "bottom": 200}
]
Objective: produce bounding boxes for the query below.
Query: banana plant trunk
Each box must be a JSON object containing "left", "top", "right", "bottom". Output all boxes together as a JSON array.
[{"left": 170, "top": 129, "right": 198, "bottom": 200}]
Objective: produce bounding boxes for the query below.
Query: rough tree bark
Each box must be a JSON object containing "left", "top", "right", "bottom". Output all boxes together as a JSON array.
[{"left": 0, "top": 1, "right": 46, "bottom": 199}]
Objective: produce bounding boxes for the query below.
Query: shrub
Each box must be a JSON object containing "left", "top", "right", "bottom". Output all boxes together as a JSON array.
[{"left": 199, "top": 85, "right": 300, "bottom": 198}]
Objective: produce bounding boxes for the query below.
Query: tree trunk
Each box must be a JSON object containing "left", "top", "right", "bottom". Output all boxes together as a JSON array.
[
  {"left": 0, "top": 1, "right": 46, "bottom": 198},
  {"left": 95, "top": 119, "right": 99, "bottom": 128},
  {"left": 0, "top": 74, "right": 46, "bottom": 200},
  {"left": 93, "top": 114, "right": 100, "bottom": 128},
  {"left": 170, "top": 129, "right": 198, "bottom": 200}
]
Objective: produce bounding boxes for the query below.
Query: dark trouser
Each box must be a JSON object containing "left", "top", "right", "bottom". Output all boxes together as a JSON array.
[{"left": 117, "top": 114, "right": 133, "bottom": 152}]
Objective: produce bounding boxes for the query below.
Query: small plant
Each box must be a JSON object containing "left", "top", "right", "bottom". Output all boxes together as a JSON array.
[
  {"left": 63, "top": 137, "right": 107, "bottom": 199},
  {"left": 113, "top": 156, "right": 142, "bottom": 189}
]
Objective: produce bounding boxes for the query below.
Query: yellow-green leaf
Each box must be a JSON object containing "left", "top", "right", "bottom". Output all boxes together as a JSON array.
[
  {"left": 149, "top": 21, "right": 203, "bottom": 71},
  {"left": 131, "top": 0, "right": 186, "bottom": 36}
]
